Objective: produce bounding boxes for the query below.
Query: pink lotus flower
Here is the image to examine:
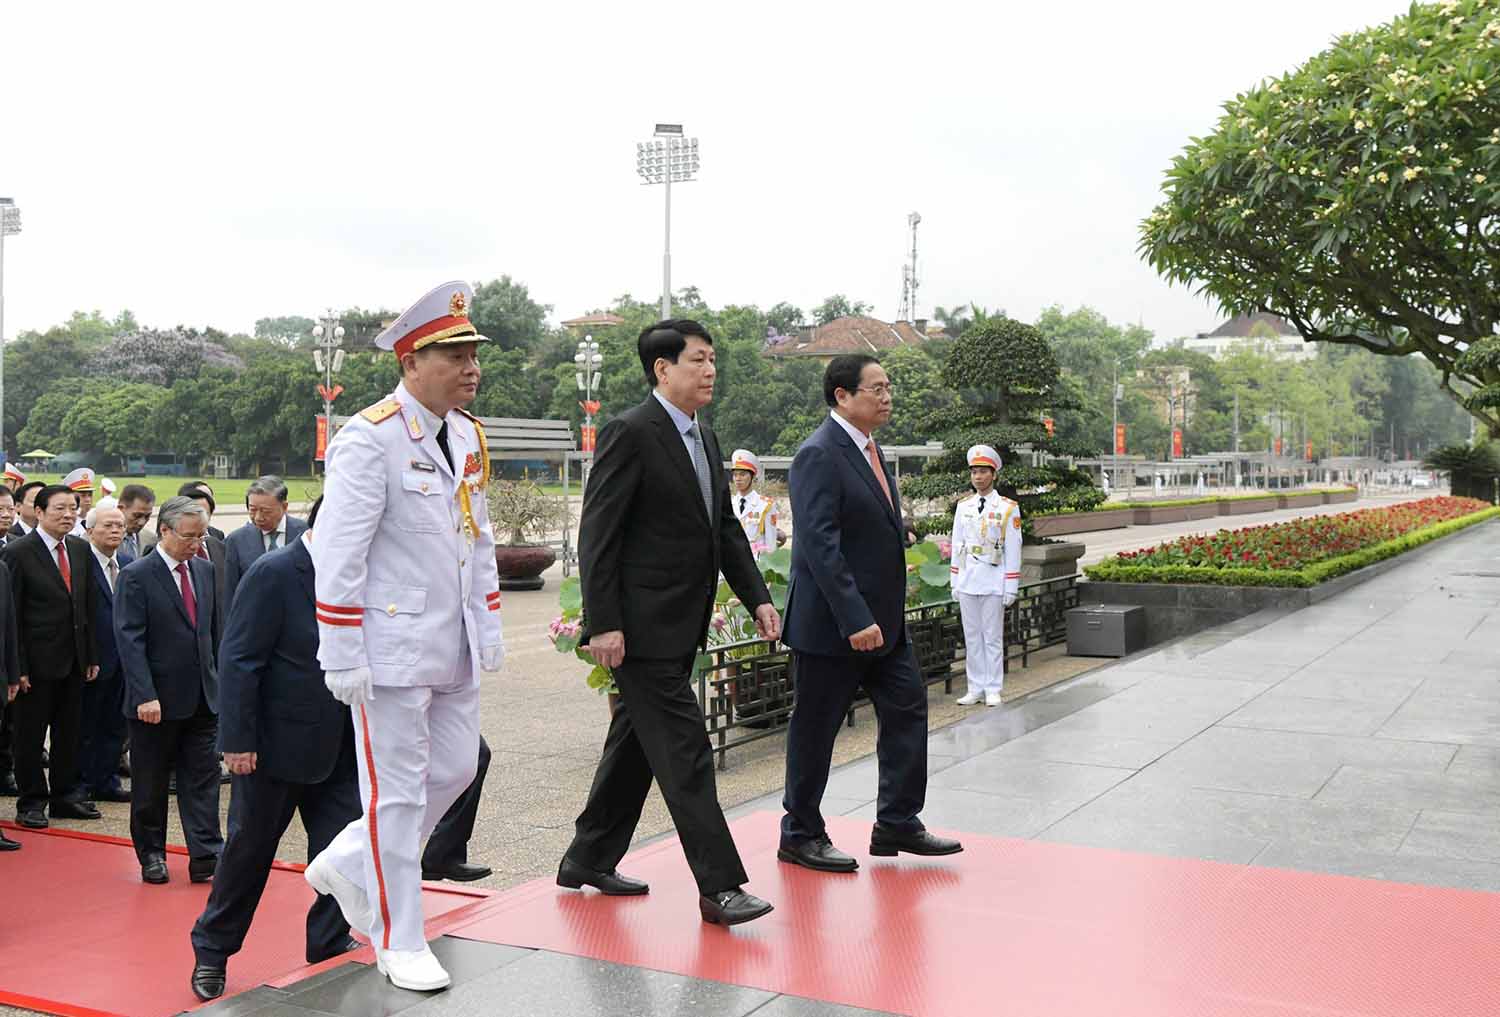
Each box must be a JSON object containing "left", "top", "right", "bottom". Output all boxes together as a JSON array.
[{"left": 938, "top": 539, "right": 953, "bottom": 560}]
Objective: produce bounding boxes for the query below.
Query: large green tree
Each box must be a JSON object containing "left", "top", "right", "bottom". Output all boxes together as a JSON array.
[
  {"left": 1140, "top": 0, "right": 1500, "bottom": 436},
  {"left": 470, "top": 276, "right": 553, "bottom": 351}
]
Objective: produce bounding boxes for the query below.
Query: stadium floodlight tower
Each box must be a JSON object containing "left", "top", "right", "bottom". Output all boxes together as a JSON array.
[
  {"left": 0, "top": 198, "right": 21, "bottom": 456},
  {"left": 636, "top": 124, "right": 700, "bottom": 319}
]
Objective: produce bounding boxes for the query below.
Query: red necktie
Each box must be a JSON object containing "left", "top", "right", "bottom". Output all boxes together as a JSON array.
[
  {"left": 196, "top": 546, "right": 210, "bottom": 561},
  {"left": 865, "top": 441, "right": 894, "bottom": 508},
  {"left": 55, "top": 542, "right": 71, "bottom": 593},
  {"left": 176, "top": 562, "right": 198, "bottom": 628}
]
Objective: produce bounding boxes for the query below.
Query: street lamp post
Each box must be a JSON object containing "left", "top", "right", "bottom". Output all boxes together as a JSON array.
[
  {"left": 0, "top": 199, "right": 21, "bottom": 459},
  {"left": 636, "top": 125, "right": 700, "bottom": 319},
  {"left": 575, "top": 333, "right": 604, "bottom": 483},
  {"left": 312, "top": 312, "right": 346, "bottom": 472}
]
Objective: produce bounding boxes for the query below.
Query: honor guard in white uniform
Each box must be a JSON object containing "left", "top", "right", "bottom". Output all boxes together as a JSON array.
[
  {"left": 948, "top": 445, "right": 1021, "bottom": 707},
  {"left": 728, "top": 449, "right": 781, "bottom": 551},
  {"left": 304, "top": 281, "right": 505, "bottom": 993},
  {"left": 63, "top": 468, "right": 96, "bottom": 537}
]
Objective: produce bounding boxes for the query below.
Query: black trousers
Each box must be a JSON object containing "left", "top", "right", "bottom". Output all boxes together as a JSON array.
[
  {"left": 128, "top": 703, "right": 223, "bottom": 864},
  {"left": 0, "top": 704, "right": 15, "bottom": 777},
  {"left": 79, "top": 667, "right": 128, "bottom": 795},
  {"left": 567, "top": 655, "right": 747, "bottom": 896},
  {"left": 422, "top": 735, "right": 490, "bottom": 870},
  {"left": 14, "top": 673, "right": 84, "bottom": 814},
  {"left": 781, "top": 642, "right": 928, "bottom": 847},
  {"left": 191, "top": 740, "right": 361, "bottom": 967}
]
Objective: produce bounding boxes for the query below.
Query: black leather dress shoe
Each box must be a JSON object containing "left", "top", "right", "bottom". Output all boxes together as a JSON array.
[
  {"left": 189, "top": 858, "right": 218, "bottom": 883},
  {"left": 51, "top": 799, "right": 102, "bottom": 820},
  {"left": 16, "top": 809, "right": 47, "bottom": 829},
  {"left": 777, "top": 834, "right": 859, "bottom": 873},
  {"left": 92, "top": 784, "right": 131, "bottom": 803},
  {"left": 869, "top": 826, "right": 963, "bottom": 857},
  {"left": 699, "top": 888, "right": 774, "bottom": 926},
  {"left": 142, "top": 855, "right": 169, "bottom": 884},
  {"left": 0, "top": 772, "right": 19, "bottom": 796},
  {"left": 190, "top": 963, "right": 226, "bottom": 1001},
  {"left": 423, "top": 861, "right": 493, "bottom": 882},
  {"left": 0, "top": 829, "right": 20, "bottom": 851},
  {"left": 556, "top": 856, "right": 650, "bottom": 896}
]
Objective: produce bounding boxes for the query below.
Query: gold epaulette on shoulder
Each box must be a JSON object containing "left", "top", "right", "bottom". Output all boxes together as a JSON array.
[
  {"left": 359, "top": 399, "right": 402, "bottom": 425},
  {"left": 456, "top": 408, "right": 491, "bottom": 488}
]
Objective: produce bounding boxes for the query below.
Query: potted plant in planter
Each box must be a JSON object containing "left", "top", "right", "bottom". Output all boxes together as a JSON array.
[{"left": 487, "top": 478, "right": 570, "bottom": 591}]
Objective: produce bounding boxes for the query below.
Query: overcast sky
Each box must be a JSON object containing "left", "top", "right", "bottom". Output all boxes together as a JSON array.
[{"left": 1, "top": 0, "right": 1410, "bottom": 343}]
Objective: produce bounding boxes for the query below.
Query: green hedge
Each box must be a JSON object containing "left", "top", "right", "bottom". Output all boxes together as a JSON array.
[{"left": 1083, "top": 507, "right": 1500, "bottom": 588}]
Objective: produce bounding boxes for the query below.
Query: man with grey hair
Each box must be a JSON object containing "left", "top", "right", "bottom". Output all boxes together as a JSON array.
[
  {"left": 117, "top": 495, "right": 223, "bottom": 885},
  {"left": 224, "top": 476, "right": 306, "bottom": 614},
  {"left": 78, "top": 505, "right": 132, "bottom": 803}
]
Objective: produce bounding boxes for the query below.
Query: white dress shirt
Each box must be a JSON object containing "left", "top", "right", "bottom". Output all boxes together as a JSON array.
[
  {"left": 157, "top": 544, "right": 196, "bottom": 599},
  {"left": 652, "top": 388, "right": 700, "bottom": 463},
  {"left": 91, "top": 544, "right": 121, "bottom": 593},
  {"left": 262, "top": 514, "right": 288, "bottom": 552}
]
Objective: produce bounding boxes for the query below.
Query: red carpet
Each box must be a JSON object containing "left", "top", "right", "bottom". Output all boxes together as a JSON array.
[
  {"left": 444, "top": 811, "right": 1500, "bottom": 1017},
  {"left": 0, "top": 823, "right": 489, "bottom": 1017}
]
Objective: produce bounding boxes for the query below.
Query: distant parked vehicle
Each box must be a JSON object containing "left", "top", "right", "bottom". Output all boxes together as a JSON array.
[{"left": 1411, "top": 472, "right": 1433, "bottom": 488}]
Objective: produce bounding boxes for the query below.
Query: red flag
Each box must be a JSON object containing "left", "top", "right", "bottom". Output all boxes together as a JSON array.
[
  {"left": 1114, "top": 424, "right": 1126, "bottom": 455},
  {"left": 1171, "top": 429, "right": 1183, "bottom": 458}
]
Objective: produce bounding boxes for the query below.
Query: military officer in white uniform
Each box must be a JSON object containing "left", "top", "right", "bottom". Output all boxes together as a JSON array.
[
  {"left": 948, "top": 444, "right": 1021, "bottom": 707},
  {"left": 63, "top": 468, "right": 96, "bottom": 537},
  {"left": 728, "top": 450, "right": 781, "bottom": 552},
  {"left": 304, "top": 280, "right": 505, "bottom": 993}
]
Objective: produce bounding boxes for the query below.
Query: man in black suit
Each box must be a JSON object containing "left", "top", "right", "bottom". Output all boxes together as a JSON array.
[
  {"left": 562, "top": 319, "right": 780, "bottom": 927},
  {"left": 117, "top": 484, "right": 157, "bottom": 560},
  {"left": 116, "top": 495, "right": 223, "bottom": 884},
  {"left": 0, "top": 482, "right": 28, "bottom": 797},
  {"left": 178, "top": 485, "right": 228, "bottom": 644},
  {"left": 0, "top": 486, "right": 17, "bottom": 548},
  {"left": 222, "top": 475, "right": 307, "bottom": 616},
  {"left": 0, "top": 558, "right": 22, "bottom": 849},
  {"left": 9, "top": 480, "right": 43, "bottom": 541},
  {"left": 1, "top": 484, "right": 101, "bottom": 827},
  {"left": 78, "top": 505, "right": 132, "bottom": 803},
  {"left": 778, "top": 355, "right": 962, "bottom": 872},
  {"left": 188, "top": 497, "right": 360, "bottom": 1002},
  {"left": 179, "top": 481, "right": 227, "bottom": 542}
]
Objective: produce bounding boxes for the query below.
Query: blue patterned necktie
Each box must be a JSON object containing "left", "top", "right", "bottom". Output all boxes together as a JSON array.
[{"left": 686, "top": 423, "right": 714, "bottom": 517}]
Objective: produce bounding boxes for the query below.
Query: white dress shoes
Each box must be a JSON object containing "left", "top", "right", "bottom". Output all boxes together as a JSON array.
[
  {"left": 985, "top": 690, "right": 1003, "bottom": 707},
  {"left": 305, "top": 853, "right": 373, "bottom": 937},
  {"left": 956, "top": 690, "right": 984, "bottom": 705},
  {"left": 375, "top": 945, "right": 451, "bottom": 991}
]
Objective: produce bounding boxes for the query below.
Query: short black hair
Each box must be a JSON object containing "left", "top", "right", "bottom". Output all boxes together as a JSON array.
[
  {"left": 35, "top": 484, "right": 75, "bottom": 515},
  {"left": 637, "top": 319, "right": 713, "bottom": 387},
  {"left": 118, "top": 483, "right": 155, "bottom": 507},
  {"left": 823, "top": 354, "right": 881, "bottom": 407},
  {"left": 15, "top": 480, "right": 44, "bottom": 503},
  {"left": 307, "top": 495, "right": 324, "bottom": 530},
  {"left": 178, "top": 482, "right": 215, "bottom": 514}
]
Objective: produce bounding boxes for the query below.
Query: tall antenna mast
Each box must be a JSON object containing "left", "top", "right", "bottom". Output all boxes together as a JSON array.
[{"left": 897, "top": 211, "right": 921, "bottom": 322}]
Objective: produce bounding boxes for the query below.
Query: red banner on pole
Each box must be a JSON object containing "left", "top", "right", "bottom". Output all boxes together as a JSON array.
[
  {"left": 1042, "top": 416, "right": 1055, "bottom": 437},
  {"left": 1305, "top": 440, "right": 1314, "bottom": 461},
  {"left": 315, "top": 415, "right": 329, "bottom": 462},
  {"left": 1114, "top": 424, "right": 1126, "bottom": 455},
  {"left": 1275, "top": 437, "right": 1283, "bottom": 456},
  {"left": 581, "top": 424, "right": 597, "bottom": 452},
  {"left": 1171, "top": 428, "right": 1183, "bottom": 458}
]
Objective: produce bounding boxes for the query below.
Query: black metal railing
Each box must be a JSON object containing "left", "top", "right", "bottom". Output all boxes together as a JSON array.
[{"left": 697, "top": 575, "right": 1080, "bottom": 768}]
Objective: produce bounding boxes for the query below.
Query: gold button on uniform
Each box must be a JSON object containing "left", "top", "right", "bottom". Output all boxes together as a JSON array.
[
  {"left": 420, "top": 482, "right": 430, "bottom": 493},
  {"left": 387, "top": 603, "right": 398, "bottom": 616}
]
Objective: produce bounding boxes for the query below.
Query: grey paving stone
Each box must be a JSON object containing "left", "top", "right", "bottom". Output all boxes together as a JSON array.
[
  {"left": 396, "top": 950, "right": 774, "bottom": 1017},
  {"left": 1252, "top": 841, "right": 1500, "bottom": 893},
  {"left": 1412, "top": 670, "right": 1500, "bottom": 702},
  {"left": 221, "top": 1004, "right": 348, "bottom": 1017},
  {"left": 1377, "top": 693, "right": 1500, "bottom": 746},
  {"left": 1315, "top": 765, "right": 1500, "bottom": 815},
  {"left": 1444, "top": 650, "right": 1500, "bottom": 678},
  {"left": 930, "top": 755, "right": 1134, "bottom": 802},
  {"left": 189, "top": 986, "right": 294, "bottom": 1017},
  {"left": 985, "top": 729, "right": 1178, "bottom": 770},
  {"left": 280, "top": 937, "right": 531, "bottom": 1017},
  {"left": 1447, "top": 744, "right": 1500, "bottom": 779},
  {"left": 1400, "top": 810, "right": 1500, "bottom": 863},
  {"left": 750, "top": 995, "right": 901, "bottom": 1016},
  {"left": 1129, "top": 727, "right": 1455, "bottom": 799},
  {"left": 850, "top": 786, "right": 1081, "bottom": 839},
  {"left": 1270, "top": 668, "right": 1427, "bottom": 705},
  {"left": 1221, "top": 694, "right": 1399, "bottom": 737}
]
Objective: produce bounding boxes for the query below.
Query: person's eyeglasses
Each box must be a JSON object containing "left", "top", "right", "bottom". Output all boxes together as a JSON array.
[{"left": 856, "top": 384, "right": 895, "bottom": 398}]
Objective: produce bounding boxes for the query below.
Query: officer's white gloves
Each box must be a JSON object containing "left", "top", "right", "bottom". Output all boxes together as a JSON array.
[
  {"left": 326, "top": 666, "right": 374, "bottom": 706},
  {"left": 1003, "top": 593, "right": 1017, "bottom": 607},
  {"left": 481, "top": 644, "right": 505, "bottom": 672}
]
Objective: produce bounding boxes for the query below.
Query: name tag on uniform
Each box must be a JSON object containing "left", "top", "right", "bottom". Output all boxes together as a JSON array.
[{"left": 410, "top": 460, "right": 437, "bottom": 473}]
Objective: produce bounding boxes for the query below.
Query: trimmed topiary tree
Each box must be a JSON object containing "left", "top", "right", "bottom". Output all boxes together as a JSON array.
[{"left": 901, "top": 317, "right": 1103, "bottom": 539}]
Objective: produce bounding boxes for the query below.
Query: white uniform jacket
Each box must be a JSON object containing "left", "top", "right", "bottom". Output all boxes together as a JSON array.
[
  {"left": 313, "top": 382, "right": 504, "bottom": 688},
  {"left": 734, "top": 489, "right": 780, "bottom": 551},
  {"left": 949, "top": 492, "right": 1022, "bottom": 598}
]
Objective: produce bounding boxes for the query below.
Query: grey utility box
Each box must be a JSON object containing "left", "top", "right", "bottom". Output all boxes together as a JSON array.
[{"left": 1066, "top": 604, "right": 1147, "bottom": 657}]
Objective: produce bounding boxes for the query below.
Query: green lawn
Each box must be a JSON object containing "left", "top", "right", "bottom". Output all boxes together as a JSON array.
[{"left": 21, "top": 474, "right": 326, "bottom": 506}]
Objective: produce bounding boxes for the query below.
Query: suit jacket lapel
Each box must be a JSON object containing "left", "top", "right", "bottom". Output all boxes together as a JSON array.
[
  {"left": 646, "top": 398, "right": 710, "bottom": 526},
  {"left": 29, "top": 534, "right": 69, "bottom": 595},
  {"left": 828, "top": 420, "right": 901, "bottom": 530},
  {"left": 150, "top": 554, "right": 194, "bottom": 628}
]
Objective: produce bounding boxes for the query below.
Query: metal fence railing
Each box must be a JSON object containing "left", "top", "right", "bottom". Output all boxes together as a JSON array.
[{"left": 696, "top": 575, "right": 1081, "bottom": 768}]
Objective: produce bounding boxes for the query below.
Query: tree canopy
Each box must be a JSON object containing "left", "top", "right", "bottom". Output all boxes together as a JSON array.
[{"left": 1140, "top": 0, "right": 1500, "bottom": 436}]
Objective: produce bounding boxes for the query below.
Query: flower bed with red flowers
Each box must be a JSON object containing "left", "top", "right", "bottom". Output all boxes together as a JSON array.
[{"left": 1085, "top": 497, "right": 1500, "bottom": 587}]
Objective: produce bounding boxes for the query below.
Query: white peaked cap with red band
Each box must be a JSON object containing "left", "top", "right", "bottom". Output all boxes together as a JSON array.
[
  {"left": 374, "top": 280, "right": 492, "bottom": 359},
  {"left": 966, "top": 445, "right": 1001, "bottom": 470},
  {"left": 63, "top": 467, "right": 95, "bottom": 492},
  {"left": 729, "top": 449, "right": 760, "bottom": 476},
  {"left": 2, "top": 463, "right": 24, "bottom": 485}
]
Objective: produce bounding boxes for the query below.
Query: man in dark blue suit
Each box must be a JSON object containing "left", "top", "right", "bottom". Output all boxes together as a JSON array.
[
  {"left": 117, "top": 495, "right": 223, "bottom": 886},
  {"left": 779, "top": 354, "right": 962, "bottom": 873},
  {"left": 222, "top": 475, "right": 307, "bottom": 616},
  {"left": 78, "top": 505, "right": 132, "bottom": 802},
  {"left": 188, "top": 497, "right": 360, "bottom": 1002}
]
